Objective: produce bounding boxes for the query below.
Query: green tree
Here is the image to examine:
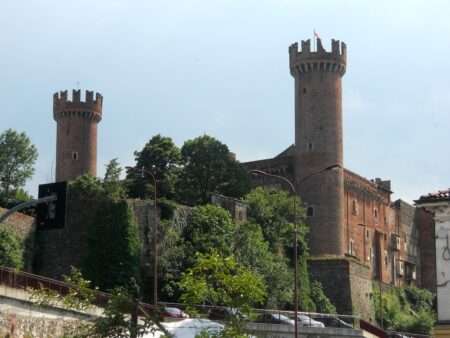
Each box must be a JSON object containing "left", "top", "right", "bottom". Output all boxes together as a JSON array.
[
  {"left": 0, "top": 227, "right": 23, "bottom": 269},
  {"left": 179, "top": 252, "right": 266, "bottom": 337},
  {"left": 233, "top": 222, "right": 293, "bottom": 308},
  {"left": 177, "top": 135, "right": 250, "bottom": 205},
  {"left": 183, "top": 205, "right": 236, "bottom": 264},
  {"left": 0, "top": 129, "right": 37, "bottom": 202},
  {"left": 245, "top": 187, "right": 305, "bottom": 254},
  {"left": 373, "top": 285, "right": 435, "bottom": 334},
  {"left": 104, "top": 158, "right": 123, "bottom": 182},
  {"left": 104, "top": 158, "right": 126, "bottom": 198},
  {"left": 30, "top": 268, "right": 170, "bottom": 338},
  {"left": 127, "top": 134, "right": 181, "bottom": 199},
  {"left": 244, "top": 187, "right": 328, "bottom": 311}
]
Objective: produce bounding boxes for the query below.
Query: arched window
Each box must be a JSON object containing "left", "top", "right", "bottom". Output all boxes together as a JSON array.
[{"left": 306, "top": 206, "right": 314, "bottom": 217}]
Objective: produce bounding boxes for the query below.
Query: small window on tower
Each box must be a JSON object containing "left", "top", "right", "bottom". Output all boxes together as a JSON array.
[
  {"left": 72, "top": 152, "right": 78, "bottom": 160},
  {"left": 303, "top": 88, "right": 307, "bottom": 94},
  {"left": 307, "top": 143, "right": 314, "bottom": 151},
  {"left": 352, "top": 200, "right": 358, "bottom": 215},
  {"left": 306, "top": 206, "right": 314, "bottom": 217}
]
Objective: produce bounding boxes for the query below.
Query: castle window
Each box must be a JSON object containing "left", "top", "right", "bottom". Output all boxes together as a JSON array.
[
  {"left": 303, "top": 88, "right": 307, "bottom": 94},
  {"left": 72, "top": 151, "right": 78, "bottom": 160},
  {"left": 306, "top": 206, "right": 314, "bottom": 217},
  {"left": 307, "top": 143, "right": 314, "bottom": 151},
  {"left": 366, "top": 229, "right": 370, "bottom": 240},
  {"left": 352, "top": 200, "right": 358, "bottom": 215},
  {"left": 374, "top": 208, "right": 378, "bottom": 219},
  {"left": 349, "top": 239, "right": 355, "bottom": 256}
]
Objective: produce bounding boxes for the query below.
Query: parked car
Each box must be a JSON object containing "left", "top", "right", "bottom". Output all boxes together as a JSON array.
[
  {"left": 255, "top": 312, "right": 295, "bottom": 326},
  {"left": 161, "top": 306, "right": 189, "bottom": 319},
  {"left": 312, "top": 315, "right": 353, "bottom": 328},
  {"left": 208, "top": 307, "right": 246, "bottom": 321},
  {"left": 296, "top": 314, "right": 325, "bottom": 328}
]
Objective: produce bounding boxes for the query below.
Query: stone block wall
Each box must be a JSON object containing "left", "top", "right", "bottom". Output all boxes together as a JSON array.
[{"left": 309, "top": 258, "right": 374, "bottom": 321}]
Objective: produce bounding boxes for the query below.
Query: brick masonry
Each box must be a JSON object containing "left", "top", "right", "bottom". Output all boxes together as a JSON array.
[{"left": 242, "top": 37, "right": 436, "bottom": 320}]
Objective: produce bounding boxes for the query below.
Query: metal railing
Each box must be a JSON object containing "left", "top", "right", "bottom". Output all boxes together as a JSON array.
[
  {"left": 158, "top": 301, "right": 360, "bottom": 329},
  {"left": 0, "top": 266, "right": 156, "bottom": 314}
]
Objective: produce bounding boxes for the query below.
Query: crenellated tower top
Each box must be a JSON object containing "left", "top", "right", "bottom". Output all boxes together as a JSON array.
[
  {"left": 53, "top": 90, "right": 103, "bottom": 122},
  {"left": 289, "top": 38, "right": 346, "bottom": 76}
]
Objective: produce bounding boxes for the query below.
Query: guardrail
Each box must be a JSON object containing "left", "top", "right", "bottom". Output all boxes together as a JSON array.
[
  {"left": 159, "top": 301, "right": 360, "bottom": 329},
  {"left": 0, "top": 266, "right": 156, "bottom": 314}
]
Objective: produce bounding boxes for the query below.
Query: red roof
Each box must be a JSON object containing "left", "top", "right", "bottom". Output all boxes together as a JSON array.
[{"left": 416, "top": 188, "right": 450, "bottom": 203}]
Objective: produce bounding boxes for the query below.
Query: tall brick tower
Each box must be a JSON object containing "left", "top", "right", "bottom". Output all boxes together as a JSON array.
[
  {"left": 53, "top": 90, "right": 103, "bottom": 182},
  {"left": 289, "top": 38, "right": 346, "bottom": 256}
]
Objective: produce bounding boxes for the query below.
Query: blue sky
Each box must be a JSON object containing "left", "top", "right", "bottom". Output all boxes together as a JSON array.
[{"left": 1, "top": 0, "right": 449, "bottom": 202}]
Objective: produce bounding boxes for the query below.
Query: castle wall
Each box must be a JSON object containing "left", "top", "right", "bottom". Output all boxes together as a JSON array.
[
  {"left": 309, "top": 258, "right": 374, "bottom": 321},
  {"left": 35, "top": 189, "right": 158, "bottom": 286}
]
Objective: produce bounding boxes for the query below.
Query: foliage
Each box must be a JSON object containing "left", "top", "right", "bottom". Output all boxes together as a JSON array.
[
  {"left": 0, "top": 129, "right": 38, "bottom": 201},
  {"left": 245, "top": 187, "right": 306, "bottom": 253},
  {"left": 310, "top": 280, "right": 336, "bottom": 314},
  {"left": 104, "top": 158, "right": 123, "bottom": 182},
  {"left": 0, "top": 227, "right": 23, "bottom": 269},
  {"left": 127, "top": 134, "right": 181, "bottom": 199},
  {"left": 104, "top": 158, "right": 127, "bottom": 198},
  {"left": 89, "top": 286, "right": 160, "bottom": 338},
  {"left": 244, "top": 187, "right": 332, "bottom": 312},
  {"left": 176, "top": 135, "right": 250, "bottom": 205},
  {"left": 70, "top": 175, "right": 141, "bottom": 291},
  {"left": 183, "top": 204, "right": 236, "bottom": 262},
  {"left": 233, "top": 222, "right": 293, "bottom": 308},
  {"left": 30, "top": 269, "right": 170, "bottom": 338},
  {"left": 372, "top": 285, "right": 435, "bottom": 334},
  {"left": 158, "top": 219, "right": 186, "bottom": 302},
  {"left": 179, "top": 252, "right": 266, "bottom": 337},
  {"left": 30, "top": 266, "right": 96, "bottom": 312}
]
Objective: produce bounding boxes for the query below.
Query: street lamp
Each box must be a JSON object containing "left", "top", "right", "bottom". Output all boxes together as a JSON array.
[
  {"left": 249, "top": 169, "right": 300, "bottom": 337},
  {"left": 132, "top": 166, "right": 159, "bottom": 306},
  {"left": 250, "top": 163, "right": 341, "bottom": 338}
]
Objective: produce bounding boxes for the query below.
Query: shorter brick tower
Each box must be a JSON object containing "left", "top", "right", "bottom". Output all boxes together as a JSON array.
[{"left": 53, "top": 90, "right": 103, "bottom": 182}]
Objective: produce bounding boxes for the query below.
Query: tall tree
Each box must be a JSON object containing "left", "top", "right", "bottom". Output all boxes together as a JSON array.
[
  {"left": 183, "top": 204, "right": 236, "bottom": 264},
  {"left": 127, "top": 134, "right": 181, "bottom": 199},
  {"left": 177, "top": 135, "right": 250, "bottom": 205},
  {"left": 104, "top": 158, "right": 122, "bottom": 182},
  {"left": 0, "top": 129, "right": 38, "bottom": 201}
]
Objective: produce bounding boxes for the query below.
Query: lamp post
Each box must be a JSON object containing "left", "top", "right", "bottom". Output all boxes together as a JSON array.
[
  {"left": 250, "top": 163, "right": 341, "bottom": 338},
  {"left": 135, "top": 167, "right": 159, "bottom": 306}
]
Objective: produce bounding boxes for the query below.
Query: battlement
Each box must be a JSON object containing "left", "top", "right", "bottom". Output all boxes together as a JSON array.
[
  {"left": 289, "top": 38, "right": 346, "bottom": 76},
  {"left": 53, "top": 90, "right": 102, "bottom": 122}
]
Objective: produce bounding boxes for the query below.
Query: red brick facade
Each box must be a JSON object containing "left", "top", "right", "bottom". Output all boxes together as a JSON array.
[
  {"left": 53, "top": 90, "right": 102, "bottom": 182},
  {"left": 242, "top": 38, "right": 435, "bottom": 291}
]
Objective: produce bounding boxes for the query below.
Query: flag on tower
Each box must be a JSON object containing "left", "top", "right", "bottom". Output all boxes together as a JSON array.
[{"left": 314, "top": 29, "right": 320, "bottom": 39}]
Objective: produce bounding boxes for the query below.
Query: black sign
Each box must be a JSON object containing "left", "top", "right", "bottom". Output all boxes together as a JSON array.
[{"left": 37, "top": 182, "right": 67, "bottom": 230}]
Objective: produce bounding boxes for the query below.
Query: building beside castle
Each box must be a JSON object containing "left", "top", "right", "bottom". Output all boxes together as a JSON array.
[{"left": 243, "top": 38, "right": 435, "bottom": 317}]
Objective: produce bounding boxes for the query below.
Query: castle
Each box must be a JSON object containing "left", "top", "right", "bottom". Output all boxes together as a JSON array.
[
  {"left": 243, "top": 38, "right": 435, "bottom": 317},
  {"left": 41, "top": 38, "right": 436, "bottom": 319}
]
